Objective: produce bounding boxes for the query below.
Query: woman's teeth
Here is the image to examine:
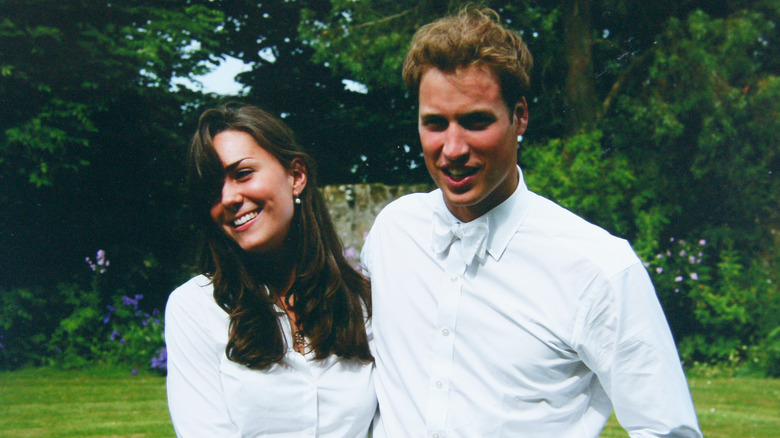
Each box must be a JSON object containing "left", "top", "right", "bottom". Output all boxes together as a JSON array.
[{"left": 233, "top": 211, "right": 258, "bottom": 227}]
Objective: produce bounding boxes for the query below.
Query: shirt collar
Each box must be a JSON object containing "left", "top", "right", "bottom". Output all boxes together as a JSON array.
[{"left": 432, "top": 166, "right": 532, "bottom": 262}]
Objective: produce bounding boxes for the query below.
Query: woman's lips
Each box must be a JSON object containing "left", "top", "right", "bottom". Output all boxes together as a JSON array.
[{"left": 232, "top": 209, "right": 260, "bottom": 228}]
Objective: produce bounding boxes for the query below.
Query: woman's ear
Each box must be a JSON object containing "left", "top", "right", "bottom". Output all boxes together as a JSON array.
[{"left": 289, "top": 157, "right": 308, "bottom": 197}]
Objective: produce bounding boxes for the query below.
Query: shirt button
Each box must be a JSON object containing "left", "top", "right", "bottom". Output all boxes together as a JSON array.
[
  {"left": 435, "top": 380, "right": 443, "bottom": 389},
  {"left": 441, "top": 328, "right": 450, "bottom": 336},
  {"left": 449, "top": 275, "right": 458, "bottom": 282},
  {"left": 432, "top": 433, "right": 441, "bottom": 438}
]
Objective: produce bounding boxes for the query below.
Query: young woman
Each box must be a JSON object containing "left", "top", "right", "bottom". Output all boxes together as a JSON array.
[{"left": 165, "top": 102, "right": 375, "bottom": 437}]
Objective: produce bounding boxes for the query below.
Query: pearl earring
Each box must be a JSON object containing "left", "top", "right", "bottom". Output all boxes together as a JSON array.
[{"left": 294, "top": 196, "right": 301, "bottom": 205}]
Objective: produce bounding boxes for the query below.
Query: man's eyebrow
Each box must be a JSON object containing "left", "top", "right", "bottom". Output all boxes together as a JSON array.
[{"left": 458, "top": 110, "right": 496, "bottom": 119}]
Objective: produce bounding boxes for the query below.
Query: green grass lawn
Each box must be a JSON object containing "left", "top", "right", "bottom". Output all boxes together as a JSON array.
[
  {"left": 1, "top": 366, "right": 778, "bottom": 437},
  {"left": 0, "top": 366, "right": 172, "bottom": 437}
]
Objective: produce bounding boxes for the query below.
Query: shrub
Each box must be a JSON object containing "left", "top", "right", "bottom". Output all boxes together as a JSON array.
[
  {"left": 646, "top": 237, "right": 777, "bottom": 370},
  {"left": 0, "top": 286, "right": 60, "bottom": 369},
  {"left": 1, "top": 250, "right": 167, "bottom": 373}
]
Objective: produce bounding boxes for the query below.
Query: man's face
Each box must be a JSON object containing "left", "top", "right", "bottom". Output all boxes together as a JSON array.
[{"left": 418, "top": 65, "right": 527, "bottom": 222}]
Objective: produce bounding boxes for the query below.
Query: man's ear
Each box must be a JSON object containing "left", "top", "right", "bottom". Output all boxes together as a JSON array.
[
  {"left": 290, "top": 158, "right": 308, "bottom": 196},
  {"left": 513, "top": 97, "right": 529, "bottom": 136}
]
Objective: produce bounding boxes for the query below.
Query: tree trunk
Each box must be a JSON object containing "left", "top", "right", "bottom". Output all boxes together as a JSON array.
[{"left": 563, "top": 0, "right": 597, "bottom": 135}]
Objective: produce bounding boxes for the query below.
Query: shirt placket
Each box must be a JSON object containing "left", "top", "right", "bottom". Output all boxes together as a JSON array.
[
  {"left": 282, "top": 315, "right": 319, "bottom": 437},
  {"left": 424, "top": 240, "right": 467, "bottom": 438}
]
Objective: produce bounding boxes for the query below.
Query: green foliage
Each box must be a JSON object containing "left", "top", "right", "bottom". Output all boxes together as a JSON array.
[
  {"left": 48, "top": 281, "right": 104, "bottom": 368},
  {"left": 0, "top": 0, "right": 224, "bottom": 187},
  {"left": 0, "top": 286, "right": 56, "bottom": 369},
  {"left": 100, "top": 294, "right": 165, "bottom": 372},
  {"left": 741, "top": 326, "right": 780, "bottom": 378},
  {"left": 645, "top": 237, "right": 778, "bottom": 369},
  {"left": 300, "top": 0, "right": 428, "bottom": 89},
  {"left": 521, "top": 130, "right": 638, "bottom": 238},
  {"left": 0, "top": 250, "right": 166, "bottom": 372},
  {"left": 607, "top": 9, "right": 779, "bottom": 252}
]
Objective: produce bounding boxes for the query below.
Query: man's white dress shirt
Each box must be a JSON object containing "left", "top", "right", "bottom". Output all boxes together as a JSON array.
[
  {"left": 362, "top": 170, "right": 701, "bottom": 438},
  {"left": 165, "top": 275, "right": 376, "bottom": 437}
]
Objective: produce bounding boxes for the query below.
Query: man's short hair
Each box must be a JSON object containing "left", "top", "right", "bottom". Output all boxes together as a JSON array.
[{"left": 402, "top": 7, "right": 533, "bottom": 109}]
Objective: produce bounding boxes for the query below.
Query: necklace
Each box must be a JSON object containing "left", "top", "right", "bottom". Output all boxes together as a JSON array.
[{"left": 292, "top": 328, "right": 306, "bottom": 354}]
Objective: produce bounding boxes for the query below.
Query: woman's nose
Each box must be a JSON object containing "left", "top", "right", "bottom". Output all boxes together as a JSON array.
[{"left": 220, "top": 180, "right": 242, "bottom": 211}]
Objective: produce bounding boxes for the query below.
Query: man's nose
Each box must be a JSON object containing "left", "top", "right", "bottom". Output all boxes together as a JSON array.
[{"left": 442, "top": 126, "right": 469, "bottom": 161}]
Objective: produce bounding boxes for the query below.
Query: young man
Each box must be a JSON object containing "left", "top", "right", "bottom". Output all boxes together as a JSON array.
[{"left": 361, "top": 8, "right": 702, "bottom": 438}]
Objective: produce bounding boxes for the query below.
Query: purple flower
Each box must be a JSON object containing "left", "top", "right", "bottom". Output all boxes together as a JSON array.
[
  {"left": 122, "top": 295, "right": 138, "bottom": 308},
  {"left": 675, "top": 276, "right": 684, "bottom": 283},
  {"left": 131, "top": 368, "right": 138, "bottom": 376},
  {"left": 343, "top": 246, "right": 359, "bottom": 261},
  {"left": 119, "top": 338, "right": 125, "bottom": 345},
  {"left": 102, "top": 313, "right": 111, "bottom": 324},
  {"left": 110, "top": 330, "right": 121, "bottom": 341},
  {"left": 656, "top": 267, "right": 664, "bottom": 274},
  {"left": 86, "top": 250, "right": 110, "bottom": 274},
  {"left": 151, "top": 347, "right": 168, "bottom": 370},
  {"left": 85, "top": 257, "right": 96, "bottom": 272},
  {"left": 142, "top": 319, "right": 149, "bottom": 327},
  {"left": 699, "top": 239, "right": 707, "bottom": 246},
  {"left": 690, "top": 272, "right": 699, "bottom": 280}
]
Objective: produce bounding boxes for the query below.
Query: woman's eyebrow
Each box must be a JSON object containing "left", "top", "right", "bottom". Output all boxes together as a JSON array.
[{"left": 224, "top": 157, "right": 250, "bottom": 172}]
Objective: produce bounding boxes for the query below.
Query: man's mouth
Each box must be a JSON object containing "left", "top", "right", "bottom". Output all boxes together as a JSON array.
[
  {"left": 233, "top": 210, "right": 259, "bottom": 227},
  {"left": 444, "top": 167, "right": 477, "bottom": 180}
]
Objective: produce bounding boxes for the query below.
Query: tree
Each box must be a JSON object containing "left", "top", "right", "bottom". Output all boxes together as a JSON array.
[
  {"left": 562, "top": 0, "right": 597, "bottom": 133},
  {"left": 0, "top": 0, "right": 224, "bottom": 302}
]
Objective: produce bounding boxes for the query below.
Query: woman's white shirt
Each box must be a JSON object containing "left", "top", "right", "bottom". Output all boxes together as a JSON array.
[{"left": 165, "top": 275, "right": 376, "bottom": 437}]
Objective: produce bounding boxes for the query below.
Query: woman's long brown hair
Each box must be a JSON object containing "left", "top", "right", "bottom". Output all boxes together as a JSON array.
[{"left": 187, "top": 102, "right": 372, "bottom": 369}]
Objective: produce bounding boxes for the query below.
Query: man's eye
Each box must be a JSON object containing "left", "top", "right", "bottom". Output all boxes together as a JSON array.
[
  {"left": 422, "top": 117, "right": 447, "bottom": 131},
  {"left": 461, "top": 115, "right": 494, "bottom": 131}
]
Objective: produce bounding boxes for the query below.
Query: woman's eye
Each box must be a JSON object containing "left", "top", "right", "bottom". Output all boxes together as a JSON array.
[{"left": 235, "top": 169, "right": 253, "bottom": 180}]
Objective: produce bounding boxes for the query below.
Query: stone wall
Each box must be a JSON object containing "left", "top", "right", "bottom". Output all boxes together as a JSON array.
[{"left": 321, "top": 183, "right": 434, "bottom": 252}]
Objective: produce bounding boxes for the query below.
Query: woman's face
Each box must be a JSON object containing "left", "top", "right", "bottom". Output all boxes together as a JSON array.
[{"left": 208, "top": 130, "right": 306, "bottom": 254}]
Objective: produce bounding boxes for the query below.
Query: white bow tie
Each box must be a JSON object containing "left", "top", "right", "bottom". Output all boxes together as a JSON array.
[{"left": 431, "top": 210, "right": 489, "bottom": 265}]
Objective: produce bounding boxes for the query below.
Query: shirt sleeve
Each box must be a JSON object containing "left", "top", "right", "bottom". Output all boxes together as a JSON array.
[
  {"left": 574, "top": 264, "right": 702, "bottom": 437},
  {"left": 165, "top": 281, "right": 241, "bottom": 438},
  {"left": 360, "top": 226, "right": 375, "bottom": 279}
]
